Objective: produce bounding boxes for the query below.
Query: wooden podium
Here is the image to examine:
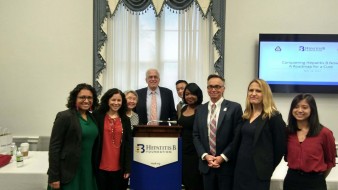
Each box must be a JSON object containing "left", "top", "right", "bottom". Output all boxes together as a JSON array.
[
  {"left": 132, "top": 125, "right": 182, "bottom": 137},
  {"left": 130, "top": 125, "right": 182, "bottom": 190}
]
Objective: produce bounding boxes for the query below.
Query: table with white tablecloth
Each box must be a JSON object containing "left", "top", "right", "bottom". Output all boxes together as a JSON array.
[
  {"left": 0, "top": 151, "right": 337, "bottom": 190},
  {"left": 270, "top": 158, "right": 338, "bottom": 190},
  {"left": 0, "top": 151, "right": 48, "bottom": 190}
]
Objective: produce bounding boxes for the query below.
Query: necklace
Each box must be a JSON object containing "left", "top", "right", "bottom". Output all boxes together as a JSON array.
[{"left": 107, "top": 116, "right": 123, "bottom": 148}]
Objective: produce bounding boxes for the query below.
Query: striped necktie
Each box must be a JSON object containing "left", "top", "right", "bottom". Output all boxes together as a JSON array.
[{"left": 209, "top": 104, "right": 217, "bottom": 156}]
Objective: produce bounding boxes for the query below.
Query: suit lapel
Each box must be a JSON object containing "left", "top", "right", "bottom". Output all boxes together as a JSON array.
[
  {"left": 217, "top": 100, "right": 228, "bottom": 129},
  {"left": 70, "top": 109, "right": 82, "bottom": 140},
  {"left": 159, "top": 87, "right": 164, "bottom": 117},
  {"left": 141, "top": 88, "right": 148, "bottom": 108},
  {"left": 200, "top": 103, "right": 209, "bottom": 132},
  {"left": 253, "top": 116, "right": 267, "bottom": 145}
]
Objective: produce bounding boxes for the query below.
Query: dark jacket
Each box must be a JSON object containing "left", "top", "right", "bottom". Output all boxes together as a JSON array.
[
  {"left": 135, "top": 86, "right": 177, "bottom": 125},
  {"left": 233, "top": 112, "right": 287, "bottom": 180},
  {"left": 93, "top": 111, "right": 132, "bottom": 174},
  {"left": 47, "top": 109, "right": 100, "bottom": 183},
  {"left": 193, "top": 99, "right": 243, "bottom": 174}
]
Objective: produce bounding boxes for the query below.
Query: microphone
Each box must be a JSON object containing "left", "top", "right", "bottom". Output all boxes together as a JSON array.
[{"left": 146, "top": 120, "right": 177, "bottom": 125}]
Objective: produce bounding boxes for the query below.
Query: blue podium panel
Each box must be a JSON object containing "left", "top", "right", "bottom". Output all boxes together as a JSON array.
[{"left": 130, "top": 138, "right": 182, "bottom": 190}]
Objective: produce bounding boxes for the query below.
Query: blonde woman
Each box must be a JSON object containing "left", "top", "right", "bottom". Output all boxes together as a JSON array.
[{"left": 233, "top": 79, "right": 286, "bottom": 190}]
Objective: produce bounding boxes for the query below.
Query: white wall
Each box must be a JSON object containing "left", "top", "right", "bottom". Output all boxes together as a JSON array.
[
  {"left": 225, "top": 0, "right": 338, "bottom": 138},
  {"left": 0, "top": 0, "right": 93, "bottom": 136},
  {"left": 1, "top": 0, "right": 337, "bottom": 139}
]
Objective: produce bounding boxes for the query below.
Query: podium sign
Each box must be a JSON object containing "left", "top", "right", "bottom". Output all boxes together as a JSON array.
[
  {"left": 130, "top": 125, "right": 182, "bottom": 190},
  {"left": 133, "top": 137, "right": 178, "bottom": 168}
]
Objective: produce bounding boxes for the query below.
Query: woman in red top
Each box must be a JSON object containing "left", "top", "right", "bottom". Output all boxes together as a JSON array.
[
  {"left": 284, "top": 94, "right": 336, "bottom": 190},
  {"left": 93, "top": 88, "right": 132, "bottom": 190}
]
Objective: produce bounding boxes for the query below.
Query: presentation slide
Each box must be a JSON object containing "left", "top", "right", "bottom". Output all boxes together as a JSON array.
[{"left": 259, "top": 42, "right": 338, "bottom": 85}]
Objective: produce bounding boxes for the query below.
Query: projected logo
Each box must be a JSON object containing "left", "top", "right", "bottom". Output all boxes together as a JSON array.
[
  {"left": 274, "top": 46, "right": 282, "bottom": 51},
  {"left": 299, "top": 46, "right": 325, "bottom": 51}
]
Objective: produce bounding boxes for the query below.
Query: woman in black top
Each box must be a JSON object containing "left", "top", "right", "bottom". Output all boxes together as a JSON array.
[{"left": 177, "top": 83, "right": 204, "bottom": 190}]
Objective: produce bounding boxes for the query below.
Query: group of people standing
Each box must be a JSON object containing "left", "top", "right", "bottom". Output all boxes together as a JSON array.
[
  {"left": 47, "top": 85, "right": 136, "bottom": 190},
  {"left": 47, "top": 68, "right": 336, "bottom": 190}
]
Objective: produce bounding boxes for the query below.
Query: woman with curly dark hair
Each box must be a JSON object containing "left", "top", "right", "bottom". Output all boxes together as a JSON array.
[
  {"left": 284, "top": 94, "right": 336, "bottom": 190},
  {"left": 48, "top": 83, "right": 100, "bottom": 190},
  {"left": 93, "top": 88, "right": 132, "bottom": 190}
]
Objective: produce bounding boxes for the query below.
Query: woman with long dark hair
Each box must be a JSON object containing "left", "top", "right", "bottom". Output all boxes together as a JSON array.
[
  {"left": 284, "top": 94, "right": 336, "bottom": 190},
  {"left": 93, "top": 88, "right": 132, "bottom": 190}
]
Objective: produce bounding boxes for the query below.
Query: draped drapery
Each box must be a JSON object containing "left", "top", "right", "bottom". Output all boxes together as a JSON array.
[{"left": 93, "top": 0, "right": 225, "bottom": 95}]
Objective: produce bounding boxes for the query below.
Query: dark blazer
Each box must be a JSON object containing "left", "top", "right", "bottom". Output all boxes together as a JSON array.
[
  {"left": 193, "top": 99, "right": 243, "bottom": 174},
  {"left": 47, "top": 109, "right": 100, "bottom": 184},
  {"left": 92, "top": 111, "right": 132, "bottom": 174},
  {"left": 135, "top": 86, "right": 177, "bottom": 125},
  {"left": 233, "top": 112, "right": 286, "bottom": 180}
]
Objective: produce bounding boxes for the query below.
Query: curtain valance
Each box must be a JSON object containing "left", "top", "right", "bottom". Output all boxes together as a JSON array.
[
  {"left": 108, "top": 0, "right": 210, "bottom": 17},
  {"left": 94, "top": 0, "right": 225, "bottom": 94}
]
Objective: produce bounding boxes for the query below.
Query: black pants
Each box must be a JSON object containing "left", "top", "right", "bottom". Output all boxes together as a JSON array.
[
  {"left": 283, "top": 169, "right": 327, "bottom": 190},
  {"left": 203, "top": 168, "right": 233, "bottom": 190},
  {"left": 96, "top": 169, "right": 124, "bottom": 190}
]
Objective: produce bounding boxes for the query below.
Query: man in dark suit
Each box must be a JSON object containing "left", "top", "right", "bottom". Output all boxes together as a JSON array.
[
  {"left": 193, "top": 74, "right": 243, "bottom": 190},
  {"left": 135, "top": 68, "right": 177, "bottom": 125}
]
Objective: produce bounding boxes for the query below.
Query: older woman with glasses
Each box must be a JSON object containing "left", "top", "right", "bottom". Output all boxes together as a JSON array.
[{"left": 48, "top": 83, "right": 100, "bottom": 190}]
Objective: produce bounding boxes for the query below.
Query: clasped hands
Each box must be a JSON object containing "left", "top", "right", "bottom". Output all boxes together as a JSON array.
[{"left": 205, "top": 154, "right": 224, "bottom": 168}]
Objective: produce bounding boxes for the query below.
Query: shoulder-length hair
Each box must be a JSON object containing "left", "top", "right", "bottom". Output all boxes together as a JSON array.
[
  {"left": 97, "top": 88, "right": 127, "bottom": 116},
  {"left": 66, "top": 83, "right": 99, "bottom": 110},
  {"left": 182, "top": 83, "right": 203, "bottom": 106},
  {"left": 243, "top": 79, "right": 278, "bottom": 120},
  {"left": 287, "top": 94, "right": 322, "bottom": 136},
  {"left": 124, "top": 90, "right": 138, "bottom": 100}
]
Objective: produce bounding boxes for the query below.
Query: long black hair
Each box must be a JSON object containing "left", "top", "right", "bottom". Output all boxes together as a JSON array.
[{"left": 287, "top": 94, "right": 323, "bottom": 136}]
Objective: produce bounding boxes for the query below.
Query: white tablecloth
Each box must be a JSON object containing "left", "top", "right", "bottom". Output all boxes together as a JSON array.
[
  {"left": 0, "top": 151, "right": 336, "bottom": 190},
  {"left": 0, "top": 151, "right": 48, "bottom": 190},
  {"left": 270, "top": 158, "right": 338, "bottom": 190}
]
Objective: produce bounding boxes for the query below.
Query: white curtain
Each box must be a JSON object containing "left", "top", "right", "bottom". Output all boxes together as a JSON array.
[
  {"left": 103, "top": 8, "right": 140, "bottom": 93},
  {"left": 177, "top": 6, "right": 213, "bottom": 101},
  {"left": 103, "top": 4, "right": 213, "bottom": 103}
]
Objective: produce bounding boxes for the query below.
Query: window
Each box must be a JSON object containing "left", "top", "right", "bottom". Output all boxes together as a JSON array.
[{"left": 94, "top": 1, "right": 225, "bottom": 102}]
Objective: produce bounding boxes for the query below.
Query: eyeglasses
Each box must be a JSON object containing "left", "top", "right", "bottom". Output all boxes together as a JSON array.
[
  {"left": 207, "top": 85, "right": 224, "bottom": 90},
  {"left": 147, "top": 76, "right": 159, "bottom": 79},
  {"left": 77, "top": 96, "right": 93, "bottom": 101}
]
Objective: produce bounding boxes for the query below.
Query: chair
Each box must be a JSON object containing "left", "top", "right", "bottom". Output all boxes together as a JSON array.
[{"left": 36, "top": 136, "right": 50, "bottom": 151}]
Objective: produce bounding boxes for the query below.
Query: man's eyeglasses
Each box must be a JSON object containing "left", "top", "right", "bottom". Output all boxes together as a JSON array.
[
  {"left": 207, "top": 85, "right": 224, "bottom": 90},
  {"left": 147, "top": 76, "right": 159, "bottom": 79},
  {"left": 77, "top": 96, "right": 93, "bottom": 101}
]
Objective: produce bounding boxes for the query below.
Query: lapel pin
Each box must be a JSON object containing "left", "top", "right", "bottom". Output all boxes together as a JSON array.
[{"left": 223, "top": 107, "right": 227, "bottom": 111}]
